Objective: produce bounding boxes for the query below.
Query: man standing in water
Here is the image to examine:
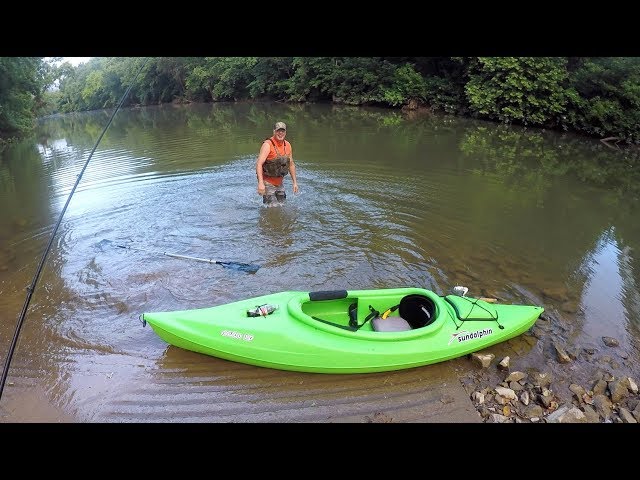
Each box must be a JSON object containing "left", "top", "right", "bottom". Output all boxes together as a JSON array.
[{"left": 256, "top": 122, "right": 298, "bottom": 206}]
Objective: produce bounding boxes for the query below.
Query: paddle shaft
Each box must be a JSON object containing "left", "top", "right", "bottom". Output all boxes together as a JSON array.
[
  {"left": 114, "top": 243, "right": 259, "bottom": 272},
  {"left": 116, "top": 244, "right": 224, "bottom": 264}
]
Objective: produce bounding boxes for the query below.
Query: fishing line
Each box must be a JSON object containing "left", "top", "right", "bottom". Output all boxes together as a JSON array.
[{"left": 0, "top": 58, "right": 148, "bottom": 401}]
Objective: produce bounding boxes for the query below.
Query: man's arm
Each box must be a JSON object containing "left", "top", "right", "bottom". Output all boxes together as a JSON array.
[
  {"left": 256, "top": 141, "right": 271, "bottom": 195},
  {"left": 289, "top": 152, "right": 299, "bottom": 194}
]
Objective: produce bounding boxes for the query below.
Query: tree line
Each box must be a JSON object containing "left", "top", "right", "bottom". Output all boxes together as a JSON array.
[{"left": 2, "top": 57, "right": 639, "bottom": 150}]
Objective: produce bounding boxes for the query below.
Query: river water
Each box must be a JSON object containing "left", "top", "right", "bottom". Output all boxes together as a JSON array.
[{"left": 1, "top": 101, "right": 639, "bottom": 422}]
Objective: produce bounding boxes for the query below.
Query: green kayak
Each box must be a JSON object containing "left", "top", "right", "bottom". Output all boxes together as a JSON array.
[{"left": 141, "top": 287, "right": 543, "bottom": 374}]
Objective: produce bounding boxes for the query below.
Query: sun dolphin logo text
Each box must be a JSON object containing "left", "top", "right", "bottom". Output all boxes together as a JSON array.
[{"left": 448, "top": 328, "right": 493, "bottom": 345}]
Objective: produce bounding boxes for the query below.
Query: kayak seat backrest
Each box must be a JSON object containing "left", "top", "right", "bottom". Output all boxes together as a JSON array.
[
  {"left": 348, "top": 302, "right": 358, "bottom": 328},
  {"left": 372, "top": 316, "right": 412, "bottom": 332},
  {"left": 399, "top": 295, "right": 436, "bottom": 329}
]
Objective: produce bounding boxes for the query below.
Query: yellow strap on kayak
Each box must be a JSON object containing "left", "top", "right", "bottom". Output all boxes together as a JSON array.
[{"left": 381, "top": 305, "right": 399, "bottom": 319}]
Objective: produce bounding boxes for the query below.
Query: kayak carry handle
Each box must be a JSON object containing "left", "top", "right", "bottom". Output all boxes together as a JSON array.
[{"left": 309, "top": 290, "right": 348, "bottom": 301}]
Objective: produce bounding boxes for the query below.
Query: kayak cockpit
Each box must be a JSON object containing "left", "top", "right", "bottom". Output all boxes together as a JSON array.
[{"left": 289, "top": 288, "right": 446, "bottom": 339}]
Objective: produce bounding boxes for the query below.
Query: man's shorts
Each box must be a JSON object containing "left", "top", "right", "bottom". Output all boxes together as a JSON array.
[{"left": 263, "top": 181, "right": 286, "bottom": 205}]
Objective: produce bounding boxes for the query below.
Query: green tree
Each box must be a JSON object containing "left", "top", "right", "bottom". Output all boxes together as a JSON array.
[
  {"left": 465, "top": 57, "right": 569, "bottom": 126},
  {"left": 0, "top": 57, "right": 42, "bottom": 142},
  {"left": 565, "top": 57, "right": 640, "bottom": 143}
]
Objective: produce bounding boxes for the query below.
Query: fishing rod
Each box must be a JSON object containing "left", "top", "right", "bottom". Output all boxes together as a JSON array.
[{"left": 0, "top": 58, "right": 148, "bottom": 402}]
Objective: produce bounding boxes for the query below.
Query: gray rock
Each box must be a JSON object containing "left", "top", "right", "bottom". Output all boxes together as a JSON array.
[
  {"left": 505, "top": 371, "right": 527, "bottom": 383},
  {"left": 581, "top": 405, "right": 601, "bottom": 423},
  {"left": 618, "top": 408, "right": 638, "bottom": 424},
  {"left": 608, "top": 379, "right": 630, "bottom": 404},
  {"left": 489, "top": 413, "right": 511, "bottom": 423},
  {"left": 547, "top": 406, "right": 588, "bottom": 423},
  {"left": 509, "top": 381, "right": 524, "bottom": 391},
  {"left": 553, "top": 342, "right": 572, "bottom": 363},
  {"left": 546, "top": 405, "right": 569, "bottom": 423},
  {"left": 471, "top": 391, "right": 485, "bottom": 404},
  {"left": 592, "top": 394, "right": 613, "bottom": 420},
  {"left": 495, "top": 387, "right": 517, "bottom": 400},
  {"left": 478, "top": 405, "right": 492, "bottom": 419},
  {"left": 529, "top": 370, "right": 553, "bottom": 388},
  {"left": 471, "top": 353, "right": 495, "bottom": 368},
  {"left": 498, "top": 356, "right": 510, "bottom": 370},
  {"left": 537, "top": 394, "right": 553, "bottom": 409},
  {"left": 569, "top": 384, "right": 587, "bottom": 401},
  {"left": 592, "top": 379, "right": 608, "bottom": 396},
  {"left": 525, "top": 404, "right": 544, "bottom": 418}
]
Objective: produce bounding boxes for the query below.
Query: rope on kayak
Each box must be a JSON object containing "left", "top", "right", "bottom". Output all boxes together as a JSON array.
[
  {"left": 0, "top": 58, "right": 148, "bottom": 402},
  {"left": 444, "top": 296, "right": 504, "bottom": 330}
]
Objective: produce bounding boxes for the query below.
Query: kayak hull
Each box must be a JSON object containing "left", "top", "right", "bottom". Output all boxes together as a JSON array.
[{"left": 142, "top": 287, "right": 543, "bottom": 374}]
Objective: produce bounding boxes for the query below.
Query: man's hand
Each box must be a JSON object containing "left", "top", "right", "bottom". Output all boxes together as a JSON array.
[
  {"left": 257, "top": 182, "right": 265, "bottom": 195},
  {"left": 292, "top": 182, "right": 299, "bottom": 194}
]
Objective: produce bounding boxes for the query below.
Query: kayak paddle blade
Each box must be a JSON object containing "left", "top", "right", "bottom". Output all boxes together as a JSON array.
[{"left": 219, "top": 261, "right": 260, "bottom": 273}]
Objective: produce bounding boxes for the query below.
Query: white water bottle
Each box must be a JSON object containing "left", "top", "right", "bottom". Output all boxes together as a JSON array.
[
  {"left": 452, "top": 285, "right": 469, "bottom": 297},
  {"left": 247, "top": 304, "right": 279, "bottom": 317}
]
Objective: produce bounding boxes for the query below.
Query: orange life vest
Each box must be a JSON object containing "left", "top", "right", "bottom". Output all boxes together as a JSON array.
[{"left": 262, "top": 136, "right": 291, "bottom": 186}]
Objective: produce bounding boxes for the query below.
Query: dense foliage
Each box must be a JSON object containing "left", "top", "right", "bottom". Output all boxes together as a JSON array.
[
  {"left": 2, "top": 57, "right": 640, "bottom": 148},
  {"left": 0, "top": 57, "right": 68, "bottom": 149}
]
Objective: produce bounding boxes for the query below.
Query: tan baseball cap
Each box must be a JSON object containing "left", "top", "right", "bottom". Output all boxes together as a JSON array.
[{"left": 274, "top": 122, "right": 287, "bottom": 131}]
